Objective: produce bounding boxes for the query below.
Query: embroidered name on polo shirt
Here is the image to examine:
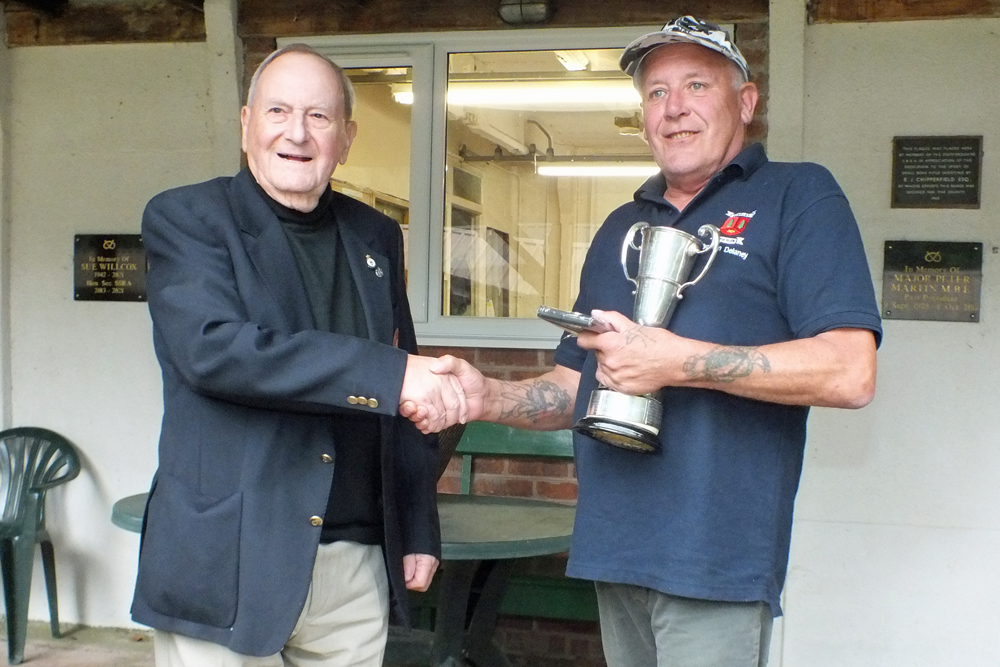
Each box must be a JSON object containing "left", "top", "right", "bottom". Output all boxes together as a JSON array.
[{"left": 718, "top": 210, "right": 755, "bottom": 260}]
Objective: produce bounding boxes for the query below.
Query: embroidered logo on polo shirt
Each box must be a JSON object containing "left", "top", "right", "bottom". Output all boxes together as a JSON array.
[
  {"left": 720, "top": 211, "right": 755, "bottom": 237},
  {"left": 718, "top": 210, "right": 755, "bottom": 260}
]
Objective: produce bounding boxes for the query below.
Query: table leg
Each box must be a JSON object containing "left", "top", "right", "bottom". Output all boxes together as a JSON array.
[
  {"left": 432, "top": 560, "right": 479, "bottom": 667},
  {"left": 463, "top": 560, "right": 514, "bottom": 667}
]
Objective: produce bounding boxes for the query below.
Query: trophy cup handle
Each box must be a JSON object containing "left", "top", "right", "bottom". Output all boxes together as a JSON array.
[
  {"left": 621, "top": 221, "right": 648, "bottom": 292},
  {"left": 676, "top": 224, "right": 721, "bottom": 298}
]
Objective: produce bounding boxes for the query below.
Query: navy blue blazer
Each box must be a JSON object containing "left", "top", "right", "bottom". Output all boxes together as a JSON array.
[{"left": 131, "top": 169, "right": 440, "bottom": 656}]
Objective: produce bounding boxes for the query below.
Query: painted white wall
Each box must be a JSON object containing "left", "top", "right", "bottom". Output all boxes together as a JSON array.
[
  {"left": 767, "top": 0, "right": 806, "bottom": 161},
  {"left": 204, "top": 0, "right": 243, "bottom": 176},
  {"left": 779, "top": 17, "right": 1000, "bottom": 667},
  {"left": 7, "top": 41, "right": 215, "bottom": 627},
  {"left": 0, "top": 10, "right": 14, "bottom": 427}
]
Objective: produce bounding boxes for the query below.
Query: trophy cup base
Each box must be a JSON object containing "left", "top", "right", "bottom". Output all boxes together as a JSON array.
[
  {"left": 575, "top": 387, "right": 662, "bottom": 453},
  {"left": 574, "top": 416, "right": 661, "bottom": 453}
]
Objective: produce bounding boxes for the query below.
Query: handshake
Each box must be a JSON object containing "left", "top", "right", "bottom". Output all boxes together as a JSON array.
[
  {"left": 395, "top": 310, "right": 643, "bottom": 434},
  {"left": 398, "top": 354, "right": 486, "bottom": 434}
]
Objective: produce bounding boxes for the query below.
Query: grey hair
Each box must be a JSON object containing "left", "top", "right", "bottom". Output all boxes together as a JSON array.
[{"left": 246, "top": 44, "right": 356, "bottom": 121}]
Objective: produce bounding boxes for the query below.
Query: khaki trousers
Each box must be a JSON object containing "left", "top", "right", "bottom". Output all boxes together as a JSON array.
[
  {"left": 595, "top": 582, "right": 772, "bottom": 667},
  {"left": 155, "top": 541, "right": 389, "bottom": 667}
]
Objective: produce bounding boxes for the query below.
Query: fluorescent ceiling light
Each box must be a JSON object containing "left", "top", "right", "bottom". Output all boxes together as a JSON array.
[
  {"left": 537, "top": 164, "right": 659, "bottom": 178},
  {"left": 391, "top": 80, "right": 639, "bottom": 111},
  {"left": 554, "top": 50, "right": 590, "bottom": 71},
  {"left": 392, "top": 89, "right": 414, "bottom": 105}
]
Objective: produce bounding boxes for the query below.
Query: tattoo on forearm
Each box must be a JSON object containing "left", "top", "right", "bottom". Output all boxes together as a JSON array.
[
  {"left": 682, "top": 345, "right": 771, "bottom": 383},
  {"left": 495, "top": 379, "right": 572, "bottom": 423}
]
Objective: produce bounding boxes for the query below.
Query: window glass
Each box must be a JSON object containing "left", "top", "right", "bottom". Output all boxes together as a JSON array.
[
  {"left": 333, "top": 66, "right": 413, "bottom": 272},
  {"left": 440, "top": 49, "right": 654, "bottom": 318},
  {"left": 299, "top": 28, "right": 662, "bottom": 344}
]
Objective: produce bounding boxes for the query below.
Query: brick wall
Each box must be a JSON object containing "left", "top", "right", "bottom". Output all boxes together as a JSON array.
[
  {"left": 736, "top": 20, "right": 770, "bottom": 146},
  {"left": 420, "top": 346, "right": 578, "bottom": 501},
  {"left": 498, "top": 617, "right": 606, "bottom": 667}
]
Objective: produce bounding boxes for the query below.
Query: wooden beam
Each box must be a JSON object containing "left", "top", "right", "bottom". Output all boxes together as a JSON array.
[
  {"left": 238, "top": 0, "right": 768, "bottom": 39},
  {"left": 809, "top": 0, "right": 1000, "bottom": 23},
  {"left": 4, "top": 1, "right": 206, "bottom": 46}
]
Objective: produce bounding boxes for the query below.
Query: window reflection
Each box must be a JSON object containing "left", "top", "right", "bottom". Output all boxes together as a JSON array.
[
  {"left": 443, "top": 49, "right": 653, "bottom": 318},
  {"left": 331, "top": 52, "right": 656, "bottom": 320},
  {"left": 333, "top": 66, "right": 413, "bottom": 274}
]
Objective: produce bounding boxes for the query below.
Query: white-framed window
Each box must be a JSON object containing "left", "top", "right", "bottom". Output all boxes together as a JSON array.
[{"left": 289, "top": 26, "right": 658, "bottom": 347}]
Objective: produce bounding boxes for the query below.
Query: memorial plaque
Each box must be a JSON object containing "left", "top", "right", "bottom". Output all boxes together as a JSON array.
[
  {"left": 882, "top": 241, "right": 981, "bottom": 322},
  {"left": 74, "top": 234, "right": 147, "bottom": 302},
  {"left": 891, "top": 136, "right": 982, "bottom": 208}
]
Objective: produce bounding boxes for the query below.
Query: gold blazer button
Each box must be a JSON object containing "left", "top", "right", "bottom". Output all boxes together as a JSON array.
[
  {"left": 347, "top": 396, "right": 359, "bottom": 405},
  {"left": 321, "top": 454, "right": 333, "bottom": 463},
  {"left": 367, "top": 398, "right": 379, "bottom": 409},
  {"left": 309, "top": 516, "right": 323, "bottom": 527}
]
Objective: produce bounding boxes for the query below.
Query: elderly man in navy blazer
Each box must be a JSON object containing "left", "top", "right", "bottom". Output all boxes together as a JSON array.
[{"left": 132, "top": 44, "right": 465, "bottom": 667}]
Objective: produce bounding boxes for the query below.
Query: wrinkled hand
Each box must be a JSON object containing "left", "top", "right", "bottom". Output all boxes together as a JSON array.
[
  {"left": 576, "top": 309, "right": 675, "bottom": 395},
  {"left": 399, "top": 355, "right": 468, "bottom": 434},
  {"left": 403, "top": 553, "right": 439, "bottom": 591},
  {"left": 400, "top": 355, "right": 488, "bottom": 433}
]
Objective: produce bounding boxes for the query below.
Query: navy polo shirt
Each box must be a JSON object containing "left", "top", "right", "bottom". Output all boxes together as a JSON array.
[{"left": 556, "top": 143, "right": 882, "bottom": 615}]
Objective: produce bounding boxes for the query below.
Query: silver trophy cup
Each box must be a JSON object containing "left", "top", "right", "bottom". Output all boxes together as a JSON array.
[{"left": 574, "top": 222, "right": 720, "bottom": 452}]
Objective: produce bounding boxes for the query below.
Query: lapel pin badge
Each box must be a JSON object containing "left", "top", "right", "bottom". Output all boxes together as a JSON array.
[{"left": 365, "top": 254, "right": 384, "bottom": 278}]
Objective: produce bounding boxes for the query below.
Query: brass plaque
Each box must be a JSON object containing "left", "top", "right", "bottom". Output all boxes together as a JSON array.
[
  {"left": 74, "top": 234, "right": 147, "bottom": 302},
  {"left": 891, "top": 136, "right": 982, "bottom": 209},
  {"left": 882, "top": 241, "right": 981, "bottom": 322}
]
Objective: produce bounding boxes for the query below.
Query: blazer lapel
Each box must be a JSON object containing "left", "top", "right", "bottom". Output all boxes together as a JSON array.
[
  {"left": 228, "top": 170, "right": 316, "bottom": 331},
  {"left": 338, "top": 218, "right": 394, "bottom": 345}
]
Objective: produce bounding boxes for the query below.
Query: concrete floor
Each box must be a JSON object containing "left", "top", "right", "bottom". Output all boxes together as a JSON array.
[
  {"left": 1, "top": 622, "right": 154, "bottom": 667},
  {"left": 1, "top": 624, "right": 426, "bottom": 666}
]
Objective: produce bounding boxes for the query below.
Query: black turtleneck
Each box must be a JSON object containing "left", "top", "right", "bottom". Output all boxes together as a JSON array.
[{"left": 251, "top": 178, "right": 383, "bottom": 546}]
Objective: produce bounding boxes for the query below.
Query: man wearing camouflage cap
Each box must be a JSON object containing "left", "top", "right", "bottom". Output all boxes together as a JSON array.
[{"left": 411, "top": 16, "right": 882, "bottom": 666}]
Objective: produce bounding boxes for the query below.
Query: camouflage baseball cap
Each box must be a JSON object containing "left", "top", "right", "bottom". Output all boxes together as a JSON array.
[{"left": 620, "top": 16, "right": 751, "bottom": 82}]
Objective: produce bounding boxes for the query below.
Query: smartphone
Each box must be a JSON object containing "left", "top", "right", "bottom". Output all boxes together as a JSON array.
[{"left": 537, "top": 306, "right": 613, "bottom": 335}]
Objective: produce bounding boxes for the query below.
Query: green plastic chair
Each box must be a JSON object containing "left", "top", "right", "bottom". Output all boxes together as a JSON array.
[{"left": 0, "top": 427, "right": 81, "bottom": 665}]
